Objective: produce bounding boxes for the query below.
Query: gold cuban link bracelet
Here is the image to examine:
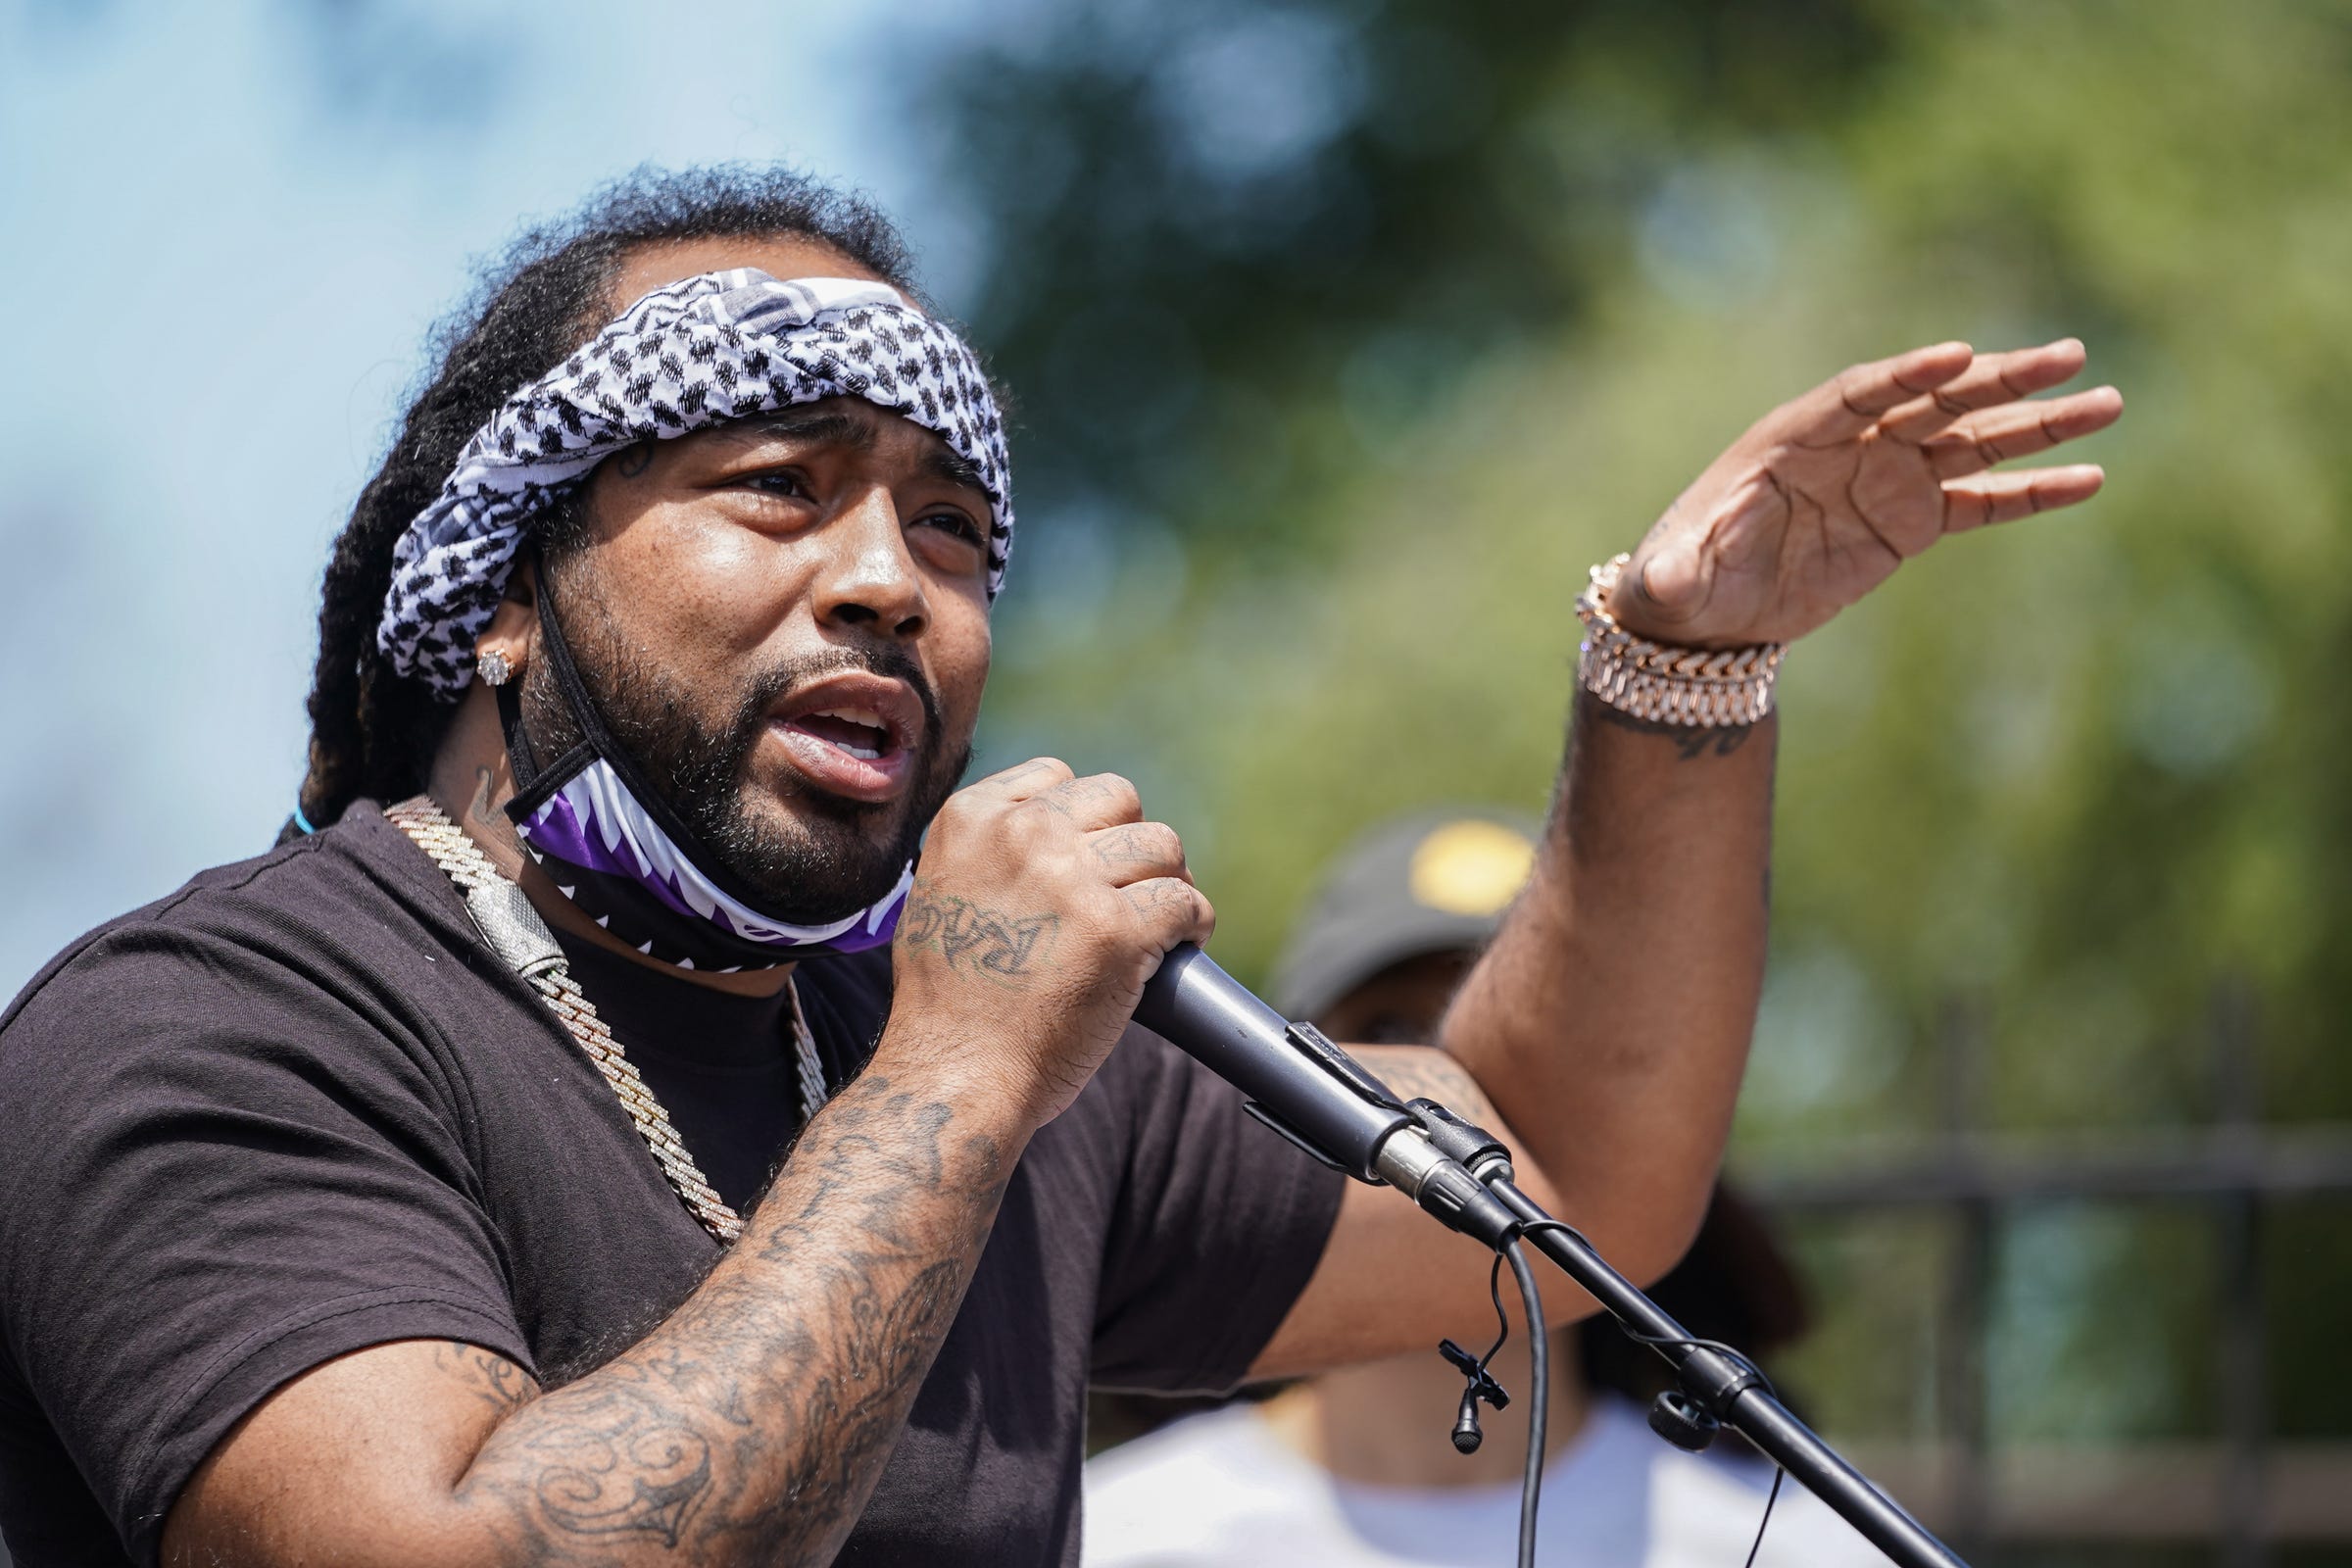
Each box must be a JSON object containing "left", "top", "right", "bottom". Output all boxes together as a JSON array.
[{"left": 1573, "top": 554, "right": 1786, "bottom": 728}]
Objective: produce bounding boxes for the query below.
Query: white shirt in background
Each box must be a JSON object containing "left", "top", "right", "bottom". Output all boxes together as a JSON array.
[{"left": 1084, "top": 1395, "right": 1889, "bottom": 1568}]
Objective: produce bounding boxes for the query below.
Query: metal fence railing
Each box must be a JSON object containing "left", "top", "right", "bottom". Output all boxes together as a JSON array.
[{"left": 1741, "top": 990, "right": 2352, "bottom": 1565}]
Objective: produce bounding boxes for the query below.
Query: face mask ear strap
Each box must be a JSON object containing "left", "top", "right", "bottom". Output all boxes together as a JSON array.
[
  {"left": 494, "top": 678, "right": 549, "bottom": 795},
  {"left": 499, "top": 571, "right": 727, "bottom": 892},
  {"left": 498, "top": 571, "right": 599, "bottom": 824}
]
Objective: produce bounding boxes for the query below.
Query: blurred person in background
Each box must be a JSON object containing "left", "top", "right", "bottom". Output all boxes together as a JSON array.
[
  {"left": 1086, "top": 810, "right": 1882, "bottom": 1568},
  {"left": 0, "top": 163, "right": 2117, "bottom": 1568}
]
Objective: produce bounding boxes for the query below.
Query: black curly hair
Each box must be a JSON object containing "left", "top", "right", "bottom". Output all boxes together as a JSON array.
[{"left": 288, "top": 165, "right": 920, "bottom": 838}]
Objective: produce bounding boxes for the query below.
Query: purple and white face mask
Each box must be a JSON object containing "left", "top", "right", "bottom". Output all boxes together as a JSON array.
[
  {"left": 493, "top": 570, "right": 926, "bottom": 972},
  {"left": 513, "top": 752, "right": 912, "bottom": 972},
  {"left": 379, "top": 269, "right": 1011, "bottom": 970}
]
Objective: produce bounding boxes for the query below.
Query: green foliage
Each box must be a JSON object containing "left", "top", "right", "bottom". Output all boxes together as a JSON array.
[
  {"left": 935, "top": 0, "right": 1897, "bottom": 559},
  {"left": 935, "top": 0, "right": 2352, "bottom": 1469},
  {"left": 959, "top": 0, "right": 2352, "bottom": 1124}
]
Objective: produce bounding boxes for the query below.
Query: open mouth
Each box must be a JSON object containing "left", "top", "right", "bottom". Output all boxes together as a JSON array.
[
  {"left": 787, "top": 708, "right": 896, "bottom": 762},
  {"left": 767, "top": 674, "right": 925, "bottom": 804}
]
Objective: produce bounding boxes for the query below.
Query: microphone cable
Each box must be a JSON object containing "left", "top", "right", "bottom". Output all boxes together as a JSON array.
[
  {"left": 1453, "top": 1243, "right": 1548, "bottom": 1568},
  {"left": 1503, "top": 1240, "right": 1547, "bottom": 1568},
  {"left": 1502, "top": 1218, "right": 1786, "bottom": 1568}
]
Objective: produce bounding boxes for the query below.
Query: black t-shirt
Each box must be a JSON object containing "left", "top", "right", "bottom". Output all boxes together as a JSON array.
[{"left": 0, "top": 803, "right": 1344, "bottom": 1566}]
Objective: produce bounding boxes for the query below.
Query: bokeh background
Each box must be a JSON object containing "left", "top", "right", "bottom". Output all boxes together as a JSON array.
[{"left": 5, "top": 1, "right": 2350, "bottom": 1562}]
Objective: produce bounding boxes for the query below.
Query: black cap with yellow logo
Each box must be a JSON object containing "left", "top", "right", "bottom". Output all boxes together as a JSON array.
[{"left": 1269, "top": 807, "right": 1542, "bottom": 1021}]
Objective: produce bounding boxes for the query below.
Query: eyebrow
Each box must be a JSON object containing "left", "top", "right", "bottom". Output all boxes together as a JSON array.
[
  {"left": 742, "top": 407, "right": 988, "bottom": 498},
  {"left": 736, "top": 408, "right": 875, "bottom": 451},
  {"left": 920, "top": 447, "right": 990, "bottom": 498}
]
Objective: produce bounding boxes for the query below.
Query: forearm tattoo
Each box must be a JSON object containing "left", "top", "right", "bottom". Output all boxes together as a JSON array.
[
  {"left": 897, "top": 885, "right": 1059, "bottom": 983},
  {"left": 448, "top": 1071, "right": 1010, "bottom": 1564}
]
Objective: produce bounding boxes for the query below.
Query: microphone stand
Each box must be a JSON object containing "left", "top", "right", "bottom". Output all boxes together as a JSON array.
[
  {"left": 1138, "top": 946, "right": 1967, "bottom": 1568},
  {"left": 1482, "top": 1179, "right": 1963, "bottom": 1566}
]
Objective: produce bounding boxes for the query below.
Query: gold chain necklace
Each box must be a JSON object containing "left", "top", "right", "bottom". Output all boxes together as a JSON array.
[{"left": 388, "top": 796, "right": 827, "bottom": 1245}]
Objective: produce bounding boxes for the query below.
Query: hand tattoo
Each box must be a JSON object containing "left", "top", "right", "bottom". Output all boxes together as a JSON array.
[{"left": 899, "top": 887, "right": 1059, "bottom": 982}]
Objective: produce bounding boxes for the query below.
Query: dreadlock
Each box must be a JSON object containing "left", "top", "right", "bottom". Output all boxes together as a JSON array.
[{"left": 290, "top": 166, "right": 920, "bottom": 838}]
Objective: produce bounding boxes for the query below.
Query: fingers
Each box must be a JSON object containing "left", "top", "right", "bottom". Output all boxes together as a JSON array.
[
  {"left": 1921, "top": 385, "right": 2123, "bottom": 479},
  {"left": 966, "top": 756, "right": 1075, "bottom": 804},
  {"left": 956, "top": 760, "right": 1143, "bottom": 827},
  {"left": 1089, "top": 820, "right": 1189, "bottom": 886},
  {"left": 1787, "top": 341, "right": 1973, "bottom": 444},
  {"left": 1878, "top": 338, "right": 2092, "bottom": 443},
  {"left": 1123, "top": 876, "right": 1217, "bottom": 955},
  {"left": 1038, "top": 771, "right": 1144, "bottom": 831},
  {"left": 1940, "top": 465, "right": 2105, "bottom": 533}
]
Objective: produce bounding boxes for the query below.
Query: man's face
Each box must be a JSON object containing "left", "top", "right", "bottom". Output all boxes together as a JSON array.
[{"left": 522, "top": 236, "right": 996, "bottom": 924}]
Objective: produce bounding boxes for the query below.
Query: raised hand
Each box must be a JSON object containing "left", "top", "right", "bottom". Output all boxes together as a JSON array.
[{"left": 1608, "top": 339, "right": 2123, "bottom": 648}]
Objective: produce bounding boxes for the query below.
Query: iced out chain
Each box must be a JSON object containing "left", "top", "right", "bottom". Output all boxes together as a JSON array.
[{"left": 388, "top": 796, "right": 828, "bottom": 1245}]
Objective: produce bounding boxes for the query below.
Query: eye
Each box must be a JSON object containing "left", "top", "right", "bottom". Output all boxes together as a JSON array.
[
  {"left": 743, "top": 468, "right": 815, "bottom": 502},
  {"left": 917, "top": 509, "right": 987, "bottom": 548}
]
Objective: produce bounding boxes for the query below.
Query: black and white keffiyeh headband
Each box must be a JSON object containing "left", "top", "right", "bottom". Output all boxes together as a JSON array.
[{"left": 375, "top": 269, "right": 1014, "bottom": 698}]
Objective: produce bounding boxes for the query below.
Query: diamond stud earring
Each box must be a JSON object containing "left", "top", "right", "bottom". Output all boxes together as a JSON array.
[{"left": 476, "top": 649, "right": 514, "bottom": 687}]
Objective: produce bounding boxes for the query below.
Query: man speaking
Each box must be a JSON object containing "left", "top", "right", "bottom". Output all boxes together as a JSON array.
[{"left": 0, "top": 168, "right": 2118, "bottom": 1566}]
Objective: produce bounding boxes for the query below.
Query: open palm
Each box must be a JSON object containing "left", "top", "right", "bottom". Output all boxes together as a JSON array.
[{"left": 1610, "top": 339, "right": 2123, "bottom": 648}]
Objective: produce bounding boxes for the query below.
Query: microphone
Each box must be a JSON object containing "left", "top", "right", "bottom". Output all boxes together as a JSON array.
[
  {"left": 1139, "top": 948, "right": 1973, "bottom": 1568},
  {"left": 1135, "top": 943, "right": 1518, "bottom": 1247}
]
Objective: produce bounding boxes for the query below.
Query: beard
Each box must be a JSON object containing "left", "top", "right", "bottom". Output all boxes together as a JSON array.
[{"left": 522, "top": 588, "right": 971, "bottom": 927}]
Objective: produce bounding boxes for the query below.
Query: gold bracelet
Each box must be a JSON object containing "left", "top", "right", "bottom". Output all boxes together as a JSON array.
[{"left": 1574, "top": 554, "right": 1785, "bottom": 728}]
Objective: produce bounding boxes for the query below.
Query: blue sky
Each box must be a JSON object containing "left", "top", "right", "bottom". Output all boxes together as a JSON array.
[{"left": 0, "top": 1, "right": 1001, "bottom": 994}]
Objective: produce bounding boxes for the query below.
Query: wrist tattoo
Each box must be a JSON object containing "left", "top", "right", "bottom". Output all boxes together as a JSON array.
[{"left": 1589, "top": 700, "right": 1757, "bottom": 760}]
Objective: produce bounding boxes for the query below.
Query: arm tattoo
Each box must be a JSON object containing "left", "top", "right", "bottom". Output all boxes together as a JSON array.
[
  {"left": 431, "top": 1340, "right": 540, "bottom": 1419},
  {"left": 448, "top": 1070, "right": 1012, "bottom": 1564},
  {"left": 898, "top": 885, "right": 1059, "bottom": 983},
  {"left": 1348, "top": 1047, "right": 1501, "bottom": 1126},
  {"left": 1590, "top": 702, "right": 1756, "bottom": 760},
  {"left": 512, "top": 1388, "right": 711, "bottom": 1545}
]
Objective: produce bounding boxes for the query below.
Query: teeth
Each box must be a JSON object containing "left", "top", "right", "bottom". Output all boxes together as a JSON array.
[
  {"left": 834, "top": 740, "right": 882, "bottom": 760},
  {"left": 813, "top": 706, "right": 886, "bottom": 729}
]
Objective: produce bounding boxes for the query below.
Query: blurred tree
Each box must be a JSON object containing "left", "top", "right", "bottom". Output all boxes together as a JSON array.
[
  {"left": 933, "top": 0, "right": 1897, "bottom": 560},
  {"left": 915, "top": 0, "right": 2352, "bottom": 1498},
  {"left": 931, "top": 0, "right": 2352, "bottom": 1122}
]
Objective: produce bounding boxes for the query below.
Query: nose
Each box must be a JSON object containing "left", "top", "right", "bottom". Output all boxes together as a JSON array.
[{"left": 809, "top": 483, "right": 929, "bottom": 641}]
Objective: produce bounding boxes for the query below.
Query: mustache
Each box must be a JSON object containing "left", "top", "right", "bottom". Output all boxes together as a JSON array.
[{"left": 733, "top": 643, "right": 944, "bottom": 751}]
